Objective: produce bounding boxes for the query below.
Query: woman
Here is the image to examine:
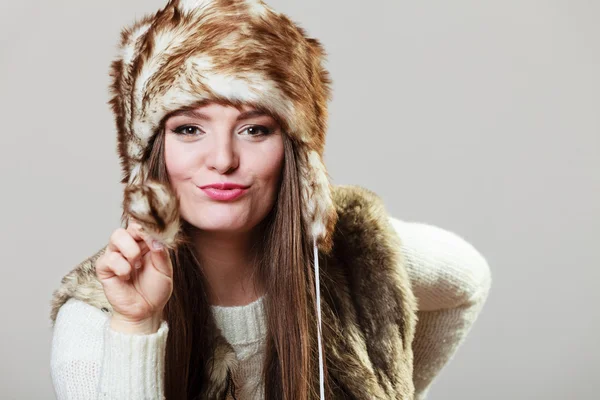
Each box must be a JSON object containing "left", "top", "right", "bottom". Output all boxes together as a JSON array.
[{"left": 49, "top": 0, "right": 492, "bottom": 399}]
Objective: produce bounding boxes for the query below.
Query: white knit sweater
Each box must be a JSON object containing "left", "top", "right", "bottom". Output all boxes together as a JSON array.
[{"left": 50, "top": 217, "right": 492, "bottom": 400}]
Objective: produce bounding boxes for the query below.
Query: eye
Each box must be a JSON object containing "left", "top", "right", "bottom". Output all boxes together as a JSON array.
[
  {"left": 241, "top": 125, "right": 271, "bottom": 136},
  {"left": 173, "top": 125, "right": 203, "bottom": 136}
]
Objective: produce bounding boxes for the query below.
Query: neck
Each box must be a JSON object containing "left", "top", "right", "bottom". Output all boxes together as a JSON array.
[{"left": 191, "top": 227, "right": 264, "bottom": 307}]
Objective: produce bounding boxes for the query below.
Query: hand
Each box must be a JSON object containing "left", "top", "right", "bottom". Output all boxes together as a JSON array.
[{"left": 95, "top": 219, "right": 173, "bottom": 333}]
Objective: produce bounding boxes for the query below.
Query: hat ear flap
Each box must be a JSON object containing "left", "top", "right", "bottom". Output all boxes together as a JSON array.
[
  {"left": 111, "top": 17, "right": 183, "bottom": 248},
  {"left": 299, "top": 150, "right": 338, "bottom": 255},
  {"left": 110, "top": 17, "right": 154, "bottom": 186},
  {"left": 121, "top": 160, "right": 182, "bottom": 248}
]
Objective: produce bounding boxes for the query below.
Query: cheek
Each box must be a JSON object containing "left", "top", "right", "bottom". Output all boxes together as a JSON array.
[
  {"left": 256, "top": 141, "right": 284, "bottom": 187},
  {"left": 164, "top": 136, "right": 194, "bottom": 181}
]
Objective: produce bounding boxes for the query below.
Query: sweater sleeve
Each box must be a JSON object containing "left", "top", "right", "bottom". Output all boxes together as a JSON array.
[
  {"left": 389, "top": 217, "right": 492, "bottom": 400},
  {"left": 50, "top": 298, "right": 169, "bottom": 400}
]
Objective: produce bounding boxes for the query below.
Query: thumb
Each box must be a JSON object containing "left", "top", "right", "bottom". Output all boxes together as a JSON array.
[
  {"left": 147, "top": 240, "right": 173, "bottom": 278},
  {"left": 133, "top": 223, "right": 173, "bottom": 278}
]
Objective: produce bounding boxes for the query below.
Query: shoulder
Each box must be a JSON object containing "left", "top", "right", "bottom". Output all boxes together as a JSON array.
[
  {"left": 331, "top": 184, "right": 387, "bottom": 218},
  {"left": 328, "top": 184, "right": 418, "bottom": 322},
  {"left": 388, "top": 217, "right": 492, "bottom": 311},
  {"left": 325, "top": 185, "right": 418, "bottom": 388},
  {"left": 53, "top": 298, "right": 109, "bottom": 336},
  {"left": 330, "top": 185, "right": 403, "bottom": 268},
  {"left": 327, "top": 184, "right": 492, "bottom": 312},
  {"left": 51, "top": 298, "right": 108, "bottom": 364},
  {"left": 331, "top": 184, "right": 397, "bottom": 249},
  {"left": 50, "top": 246, "right": 110, "bottom": 325}
]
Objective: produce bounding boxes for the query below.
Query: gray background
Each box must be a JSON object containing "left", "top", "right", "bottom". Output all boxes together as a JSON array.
[{"left": 1, "top": 0, "right": 598, "bottom": 399}]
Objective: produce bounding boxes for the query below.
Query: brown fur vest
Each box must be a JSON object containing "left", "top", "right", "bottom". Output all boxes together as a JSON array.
[{"left": 49, "top": 184, "right": 418, "bottom": 399}]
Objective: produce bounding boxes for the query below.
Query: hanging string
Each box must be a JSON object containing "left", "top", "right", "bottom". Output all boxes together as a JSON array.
[{"left": 313, "top": 237, "right": 325, "bottom": 399}]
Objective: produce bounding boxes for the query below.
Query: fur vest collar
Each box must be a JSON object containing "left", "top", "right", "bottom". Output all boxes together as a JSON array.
[{"left": 49, "top": 184, "right": 418, "bottom": 399}]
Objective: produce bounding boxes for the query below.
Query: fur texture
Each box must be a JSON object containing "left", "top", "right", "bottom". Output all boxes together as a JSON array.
[
  {"left": 49, "top": 184, "right": 418, "bottom": 399},
  {"left": 109, "top": 0, "right": 338, "bottom": 253}
]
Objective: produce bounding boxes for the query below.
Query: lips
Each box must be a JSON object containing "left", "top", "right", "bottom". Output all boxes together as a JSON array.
[
  {"left": 198, "top": 183, "right": 249, "bottom": 201},
  {"left": 200, "top": 182, "right": 249, "bottom": 190}
]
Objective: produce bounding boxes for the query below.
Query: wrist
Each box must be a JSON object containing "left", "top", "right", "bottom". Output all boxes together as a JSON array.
[{"left": 109, "top": 312, "right": 163, "bottom": 334}]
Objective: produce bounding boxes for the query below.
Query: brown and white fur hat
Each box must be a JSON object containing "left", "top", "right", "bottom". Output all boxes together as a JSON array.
[
  {"left": 111, "top": 0, "right": 337, "bottom": 251},
  {"left": 110, "top": 0, "right": 338, "bottom": 396}
]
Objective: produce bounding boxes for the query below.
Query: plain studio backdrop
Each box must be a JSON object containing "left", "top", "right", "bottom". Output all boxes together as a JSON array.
[{"left": 0, "top": 0, "right": 598, "bottom": 399}]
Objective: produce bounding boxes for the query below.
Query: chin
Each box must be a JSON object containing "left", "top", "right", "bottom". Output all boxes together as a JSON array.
[{"left": 184, "top": 213, "right": 249, "bottom": 233}]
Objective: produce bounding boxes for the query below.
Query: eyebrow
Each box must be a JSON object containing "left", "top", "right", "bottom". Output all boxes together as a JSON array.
[{"left": 169, "top": 109, "right": 269, "bottom": 122}]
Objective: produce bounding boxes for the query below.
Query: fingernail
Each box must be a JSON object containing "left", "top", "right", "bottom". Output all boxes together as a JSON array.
[
  {"left": 135, "top": 260, "right": 142, "bottom": 269},
  {"left": 152, "top": 240, "right": 164, "bottom": 251}
]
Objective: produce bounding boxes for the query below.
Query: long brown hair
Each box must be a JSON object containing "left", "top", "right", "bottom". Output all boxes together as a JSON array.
[{"left": 144, "top": 120, "right": 332, "bottom": 399}]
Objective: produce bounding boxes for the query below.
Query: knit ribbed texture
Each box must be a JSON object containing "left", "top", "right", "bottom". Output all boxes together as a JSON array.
[
  {"left": 51, "top": 298, "right": 107, "bottom": 400},
  {"left": 212, "top": 296, "right": 267, "bottom": 398},
  {"left": 50, "top": 217, "right": 492, "bottom": 399},
  {"left": 412, "top": 291, "right": 490, "bottom": 400},
  {"left": 211, "top": 296, "right": 266, "bottom": 345},
  {"left": 98, "top": 318, "right": 168, "bottom": 399}
]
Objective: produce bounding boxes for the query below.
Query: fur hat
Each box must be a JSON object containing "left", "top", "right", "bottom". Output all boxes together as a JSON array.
[
  {"left": 110, "top": 0, "right": 338, "bottom": 255},
  {"left": 108, "top": 0, "right": 338, "bottom": 396}
]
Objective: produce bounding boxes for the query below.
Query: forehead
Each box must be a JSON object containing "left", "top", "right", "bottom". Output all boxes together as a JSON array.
[
  {"left": 165, "top": 100, "right": 281, "bottom": 124},
  {"left": 192, "top": 101, "right": 256, "bottom": 114}
]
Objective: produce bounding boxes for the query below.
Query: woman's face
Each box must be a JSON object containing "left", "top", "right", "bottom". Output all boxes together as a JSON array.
[{"left": 163, "top": 102, "right": 284, "bottom": 235}]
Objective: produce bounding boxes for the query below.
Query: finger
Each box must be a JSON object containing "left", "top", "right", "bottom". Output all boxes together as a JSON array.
[
  {"left": 137, "top": 240, "right": 150, "bottom": 260},
  {"left": 111, "top": 252, "right": 133, "bottom": 281},
  {"left": 133, "top": 223, "right": 165, "bottom": 255},
  {"left": 126, "top": 218, "right": 146, "bottom": 242},
  {"left": 95, "top": 251, "right": 111, "bottom": 279},
  {"left": 108, "top": 228, "right": 145, "bottom": 269},
  {"left": 148, "top": 243, "right": 173, "bottom": 278},
  {"left": 97, "top": 251, "right": 133, "bottom": 281},
  {"left": 126, "top": 223, "right": 151, "bottom": 262},
  {"left": 128, "top": 218, "right": 172, "bottom": 277}
]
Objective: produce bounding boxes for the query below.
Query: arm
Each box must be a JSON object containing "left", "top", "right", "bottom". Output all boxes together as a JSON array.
[
  {"left": 50, "top": 298, "right": 169, "bottom": 400},
  {"left": 389, "top": 217, "right": 492, "bottom": 400}
]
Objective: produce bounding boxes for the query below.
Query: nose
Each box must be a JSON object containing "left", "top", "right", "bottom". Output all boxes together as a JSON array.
[{"left": 205, "top": 130, "right": 239, "bottom": 174}]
